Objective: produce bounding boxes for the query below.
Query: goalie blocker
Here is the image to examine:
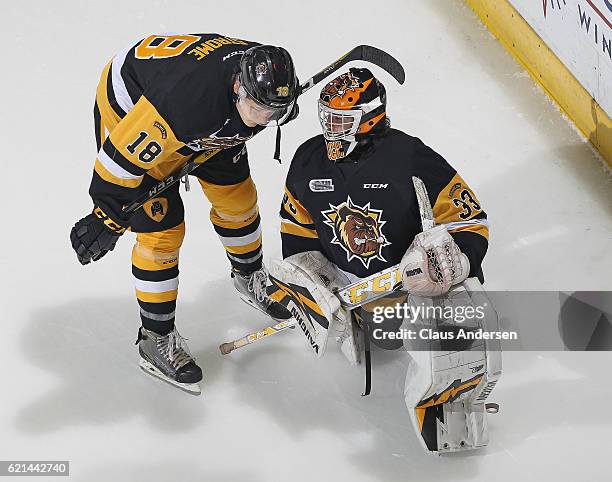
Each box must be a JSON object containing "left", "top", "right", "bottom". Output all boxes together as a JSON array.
[{"left": 268, "top": 252, "right": 350, "bottom": 358}]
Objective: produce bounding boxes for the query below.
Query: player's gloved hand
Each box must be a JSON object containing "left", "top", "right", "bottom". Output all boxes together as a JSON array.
[
  {"left": 399, "top": 225, "right": 469, "bottom": 297},
  {"left": 70, "top": 207, "right": 127, "bottom": 265}
]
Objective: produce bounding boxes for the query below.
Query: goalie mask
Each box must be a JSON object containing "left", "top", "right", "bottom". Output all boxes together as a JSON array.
[{"left": 318, "top": 68, "right": 387, "bottom": 161}]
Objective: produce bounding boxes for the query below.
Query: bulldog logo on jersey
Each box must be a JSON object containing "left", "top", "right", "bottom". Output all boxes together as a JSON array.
[
  {"left": 186, "top": 119, "right": 254, "bottom": 151},
  {"left": 322, "top": 196, "right": 391, "bottom": 268},
  {"left": 143, "top": 197, "right": 168, "bottom": 222},
  {"left": 187, "top": 135, "right": 251, "bottom": 151}
]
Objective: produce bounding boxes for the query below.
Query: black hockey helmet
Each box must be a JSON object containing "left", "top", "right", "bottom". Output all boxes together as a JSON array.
[
  {"left": 318, "top": 68, "right": 388, "bottom": 161},
  {"left": 238, "top": 45, "right": 299, "bottom": 123}
]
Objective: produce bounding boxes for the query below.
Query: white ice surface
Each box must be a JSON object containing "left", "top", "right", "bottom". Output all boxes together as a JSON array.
[{"left": 1, "top": 1, "right": 611, "bottom": 481}]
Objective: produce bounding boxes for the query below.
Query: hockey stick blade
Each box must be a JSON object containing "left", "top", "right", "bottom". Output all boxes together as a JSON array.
[
  {"left": 360, "top": 45, "right": 406, "bottom": 84},
  {"left": 300, "top": 45, "right": 405, "bottom": 94}
]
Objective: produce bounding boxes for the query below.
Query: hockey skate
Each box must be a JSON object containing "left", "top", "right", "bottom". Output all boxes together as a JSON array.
[
  {"left": 136, "top": 327, "right": 203, "bottom": 395},
  {"left": 232, "top": 266, "right": 292, "bottom": 321}
]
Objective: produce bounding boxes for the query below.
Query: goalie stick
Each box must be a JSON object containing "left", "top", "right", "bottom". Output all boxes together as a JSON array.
[
  {"left": 219, "top": 318, "right": 296, "bottom": 355},
  {"left": 122, "top": 45, "right": 405, "bottom": 216}
]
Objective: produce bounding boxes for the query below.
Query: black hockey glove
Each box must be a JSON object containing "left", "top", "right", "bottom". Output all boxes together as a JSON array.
[{"left": 70, "top": 207, "right": 127, "bottom": 265}]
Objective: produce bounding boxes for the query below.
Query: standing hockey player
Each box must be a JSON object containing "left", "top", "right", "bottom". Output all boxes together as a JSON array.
[
  {"left": 69, "top": 33, "right": 299, "bottom": 394},
  {"left": 269, "top": 68, "right": 500, "bottom": 452}
]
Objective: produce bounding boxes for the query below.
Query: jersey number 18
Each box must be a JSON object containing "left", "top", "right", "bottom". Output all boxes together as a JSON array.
[{"left": 127, "top": 131, "right": 163, "bottom": 163}]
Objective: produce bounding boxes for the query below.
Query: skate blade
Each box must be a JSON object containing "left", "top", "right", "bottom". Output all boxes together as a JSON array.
[{"left": 139, "top": 359, "right": 202, "bottom": 396}]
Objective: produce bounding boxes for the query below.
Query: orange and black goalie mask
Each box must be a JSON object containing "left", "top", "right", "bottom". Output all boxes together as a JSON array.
[{"left": 318, "top": 67, "right": 387, "bottom": 161}]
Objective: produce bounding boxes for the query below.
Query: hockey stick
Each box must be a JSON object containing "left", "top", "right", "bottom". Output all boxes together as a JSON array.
[
  {"left": 219, "top": 273, "right": 399, "bottom": 356},
  {"left": 218, "top": 280, "right": 400, "bottom": 356},
  {"left": 122, "top": 45, "right": 405, "bottom": 216},
  {"left": 219, "top": 318, "right": 297, "bottom": 355},
  {"left": 122, "top": 149, "right": 219, "bottom": 215},
  {"left": 299, "top": 45, "right": 405, "bottom": 94}
]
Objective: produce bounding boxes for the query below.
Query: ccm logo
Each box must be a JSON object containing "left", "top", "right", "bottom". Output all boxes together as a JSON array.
[{"left": 363, "top": 183, "right": 388, "bottom": 189}]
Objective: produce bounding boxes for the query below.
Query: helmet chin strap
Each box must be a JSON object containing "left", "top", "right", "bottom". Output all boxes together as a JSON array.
[
  {"left": 273, "top": 124, "right": 282, "bottom": 163},
  {"left": 272, "top": 101, "right": 299, "bottom": 163}
]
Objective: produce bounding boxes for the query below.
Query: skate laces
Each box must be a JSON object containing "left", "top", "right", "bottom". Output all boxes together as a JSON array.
[
  {"left": 159, "top": 329, "right": 193, "bottom": 369},
  {"left": 247, "top": 269, "right": 270, "bottom": 305}
]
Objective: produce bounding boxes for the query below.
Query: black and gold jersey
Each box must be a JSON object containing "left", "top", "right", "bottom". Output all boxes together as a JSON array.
[
  {"left": 280, "top": 129, "right": 489, "bottom": 281},
  {"left": 90, "top": 33, "right": 265, "bottom": 225},
  {"left": 104, "top": 33, "right": 262, "bottom": 142}
]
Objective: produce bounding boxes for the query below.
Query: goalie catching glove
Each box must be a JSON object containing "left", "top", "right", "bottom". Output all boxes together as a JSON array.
[
  {"left": 399, "top": 225, "right": 469, "bottom": 297},
  {"left": 268, "top": 251, "right": 350, "bottom": 357}
]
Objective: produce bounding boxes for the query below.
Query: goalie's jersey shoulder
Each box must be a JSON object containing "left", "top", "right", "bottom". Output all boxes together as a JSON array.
[{"left": 112, "top": 33, "right": 260, "bottom": 140}]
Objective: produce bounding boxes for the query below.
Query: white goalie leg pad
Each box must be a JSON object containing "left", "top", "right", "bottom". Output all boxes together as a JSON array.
[
  {"left": 403, "top": 278, "right": 502, "bottom": 454},
  {"left": 400, "top": 225, "right": 470, "bottom": 297},
  {"left": 269, "top": 252, "right": 349, "bottom": 358}
]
